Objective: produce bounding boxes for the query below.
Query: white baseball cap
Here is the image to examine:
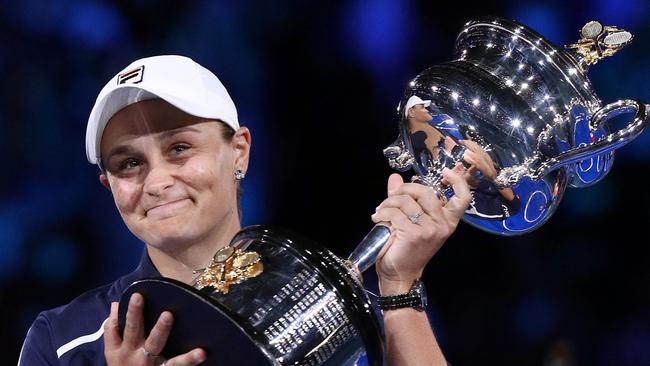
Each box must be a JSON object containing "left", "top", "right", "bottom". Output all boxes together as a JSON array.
[
  {"left": 85, "top": 55, "right": 239, "bottom": 165},
  {"left": 404, "top": 95, "right": 431, "bottom": 117}
]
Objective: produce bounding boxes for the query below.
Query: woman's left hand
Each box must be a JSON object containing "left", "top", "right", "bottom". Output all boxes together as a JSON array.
[{"left": 371, "top": 168, "right": 471, "bottom": 294}]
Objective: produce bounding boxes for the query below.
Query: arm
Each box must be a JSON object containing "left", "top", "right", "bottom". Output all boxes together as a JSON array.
[
  {"left": 371, "top": 168, "right": 471, "bottom": 365},
  {"left": 379, "top": 280, "right": 446, "bottom": 365},
  {"left": 18, "top": 315, "right": 57, "bottom": 366}
]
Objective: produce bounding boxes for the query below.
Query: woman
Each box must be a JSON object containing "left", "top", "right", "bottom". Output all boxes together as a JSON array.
[{"left": 19, "top": 55, "right": 471, "bottom": 366}]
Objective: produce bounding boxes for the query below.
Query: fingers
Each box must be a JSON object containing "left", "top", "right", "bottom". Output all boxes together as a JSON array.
[
  {"left": 386, "top": 173, "right": 404, "bottom": 196},
  {"left": 441, "top": 163, "right": 466, "bottom": 185},
  {"left": 462, "top": 151, "right": 478, "bottom": 167},
  {"left": 388, "top": 179, "right": 442, "bottom": 204},
  {"left": 372, "top": 207, "right": 414, "bottom": 230},
  {"left": 463, "top": 152, "right": 483, "bottom": 177},
  {"left": 376, "top": 191, "right": 443, "bottom": 225},
  {"left": 459, "top": 139, "right": 497, "bottom": 179},
  {"left": 377, "top": 193, "right": 427, "bottom": 216},
  {"left": 464, "top": 148, "right": 496, "bottom": 179},
  {"left": 103, "top": 294, "right": 192, "bottom": 366},
  {"left": 122, "top": 293, "right": 145, "bottom": 346},
  {"left": 458, "top": 138, "right": 480, "bottom": 151},
  {"left": 104, "top": 302, "right": 121, "bottom": 350},
  {"left": 143, "top": 311, "right": 174, "bottom": 357},
  {"left": 379, "top": 170, "right": 470, "bottom": 227},
  {"left": 441, "top": 167, "right": 472, "bottom": 220},
  {"left": 166, "top": 348, "right": 206, "bottom": 366},
  {"left": 384, "top": 173, "right": 446, "bottom": 221}
]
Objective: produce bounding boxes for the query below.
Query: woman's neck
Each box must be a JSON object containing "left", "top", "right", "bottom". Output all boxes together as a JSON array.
[{"left": 146, "top": 215, "right": 242, "bottom": 284}]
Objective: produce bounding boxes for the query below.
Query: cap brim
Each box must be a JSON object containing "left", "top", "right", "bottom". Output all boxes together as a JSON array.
[
  {"left": 86, "top": 84, "right": 238, "bottom": 165},
  {"left": 86, "top": 85, "right": 158, "bottom": 164}
]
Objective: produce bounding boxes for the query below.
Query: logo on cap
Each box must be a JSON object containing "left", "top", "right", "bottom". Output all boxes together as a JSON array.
[{"left": 117, "top": 65, "right": 145, "bottom": 85}]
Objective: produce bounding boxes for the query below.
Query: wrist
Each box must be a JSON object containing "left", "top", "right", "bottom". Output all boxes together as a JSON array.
[
  {"left": 378, "top": 275, "right": 421, "bottom": 296},
  {"left": 378, "top": 279, "right": 428, "bottom": 312}
]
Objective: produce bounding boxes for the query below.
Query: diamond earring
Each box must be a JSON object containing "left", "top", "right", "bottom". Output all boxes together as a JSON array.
[{"left": 234, "top": 169, "right": 246, "bottom": 180}]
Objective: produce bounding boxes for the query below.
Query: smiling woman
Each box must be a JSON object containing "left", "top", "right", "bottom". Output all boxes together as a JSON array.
[{"left": 18, "top": 55, "right": 471, "bottom": 366}]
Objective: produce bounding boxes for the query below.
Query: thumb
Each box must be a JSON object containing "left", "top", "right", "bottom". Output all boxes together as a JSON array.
[{"left": 387, "top": 173, "right": 404, "bottom": 196}]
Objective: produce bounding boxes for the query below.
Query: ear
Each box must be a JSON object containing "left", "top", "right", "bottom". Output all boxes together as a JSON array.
[
  {"left": 232, "top": 126, "right": 251, "bottom": 172},
  {"left": 408, "top": 107, "right": 415, "bottom": 118},
  {"left": 99, "top": 173, "right": 112, "bottom": 192}
]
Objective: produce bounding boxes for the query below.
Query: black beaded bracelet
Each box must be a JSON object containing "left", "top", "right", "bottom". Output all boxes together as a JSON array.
[
  {"left": 377, "top": 280, "right": 427, "bottom": 311},
  {"left": 377, "top": 293, "right": 421, "bottom": 310}
]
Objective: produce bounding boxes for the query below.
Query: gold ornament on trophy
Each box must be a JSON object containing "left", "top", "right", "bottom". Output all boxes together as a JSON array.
[
  {"left": 194, "top": 246, "right": 263, "bottom": 294},
  {"left": 566, "top": 21, "right": 633, "bottom": 69}
]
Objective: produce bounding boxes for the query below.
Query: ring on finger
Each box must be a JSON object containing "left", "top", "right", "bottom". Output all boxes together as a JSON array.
[{"left": 409, "top": 211, "right": 424, "bottom": 224}]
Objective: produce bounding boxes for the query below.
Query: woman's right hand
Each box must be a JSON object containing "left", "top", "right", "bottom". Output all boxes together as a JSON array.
[{"left": 104, "top": 293, "right": 206, "bottom": 366}]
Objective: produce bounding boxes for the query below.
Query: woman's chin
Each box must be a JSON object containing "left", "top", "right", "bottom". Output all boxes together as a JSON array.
[{"left": 138, "top": 224, "right": 206, "bottom": 250}]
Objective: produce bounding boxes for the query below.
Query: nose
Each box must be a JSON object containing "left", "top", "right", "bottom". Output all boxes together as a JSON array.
[{"left": 143, "top": 161, "right": 175, "bottom": 197}]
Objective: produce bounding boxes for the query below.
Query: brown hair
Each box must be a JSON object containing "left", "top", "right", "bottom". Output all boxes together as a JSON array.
[{"left": 218, "top": 121, "right": 244, "bottom": 219}]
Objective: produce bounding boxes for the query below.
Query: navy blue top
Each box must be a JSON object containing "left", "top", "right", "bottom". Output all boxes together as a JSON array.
[{"left": 18, "top": 250, "right": 160, "bottom": 366}]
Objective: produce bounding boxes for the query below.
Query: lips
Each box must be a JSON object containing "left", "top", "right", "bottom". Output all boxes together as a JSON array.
[{"left": 145, "top": 198, "right": 192, "bottom": 219}]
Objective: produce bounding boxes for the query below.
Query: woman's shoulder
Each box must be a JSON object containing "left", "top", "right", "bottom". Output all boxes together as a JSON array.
[
  {"left": 19, "top": 282, "right": 115, "bottom": 366},
  {"left": 20, "top": 265, "right": 149, "bottom": 366}
]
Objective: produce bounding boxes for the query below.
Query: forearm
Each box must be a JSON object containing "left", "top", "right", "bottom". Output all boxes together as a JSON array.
[
  {"left": 380, "top": 279, "right": 447, "bottom": 366},
  {"left": 383, "top": 308, "right": 446, "bottom": 365}
]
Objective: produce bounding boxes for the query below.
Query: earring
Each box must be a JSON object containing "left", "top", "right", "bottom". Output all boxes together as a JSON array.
[{"left": 234, "top": 169, "right": 246, "bottom": 180}]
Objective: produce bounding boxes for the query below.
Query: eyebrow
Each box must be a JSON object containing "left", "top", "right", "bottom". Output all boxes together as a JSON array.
[
  {"left": 103, "top": 126, "right": 203, "bottom": 163},
  {"left": 103, "top": 145, "right": 139, "bottom": 165},
  {"left": 158, "top": 126, "right": 202, "bottom": 140}
]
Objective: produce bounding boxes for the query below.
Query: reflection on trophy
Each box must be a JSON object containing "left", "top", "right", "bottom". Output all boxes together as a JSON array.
[
  {"left": 386, "top": 17, "right": 648, "bottom": 235},
  {"left": 120, "top": 17, "right": 649, "bottom": 365},
  {"left": 403, "top": 95, "right": 522, "bottom": 221}
]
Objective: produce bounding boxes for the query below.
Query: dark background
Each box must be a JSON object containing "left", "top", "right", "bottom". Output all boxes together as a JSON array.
[{"left": 2, "top": 1, "right": 650, "bottom": 365}]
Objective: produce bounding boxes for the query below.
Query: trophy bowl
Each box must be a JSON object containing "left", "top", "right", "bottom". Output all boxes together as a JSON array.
[{"left": 386, "top": 16, "right": 648, "bottom": 235}]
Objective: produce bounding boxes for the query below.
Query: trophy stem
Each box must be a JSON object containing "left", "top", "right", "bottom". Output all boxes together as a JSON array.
[{"left": 347, "top": 225, "right": 391, "bottom": 274}]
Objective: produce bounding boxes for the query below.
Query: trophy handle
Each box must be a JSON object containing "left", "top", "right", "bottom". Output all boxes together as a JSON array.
[
  {"left": 533, "top": 99, "right": 648, "bottom": 178},
  {"left": 348, "top": 224, "right": 391, "bottom": 274}
]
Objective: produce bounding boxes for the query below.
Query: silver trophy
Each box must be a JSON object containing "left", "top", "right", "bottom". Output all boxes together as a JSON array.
[
  {"left": 385, "top": 16, "right": 648, "bottom": 235},
  {"left": 119, "top": 17, "right": 649, "bottom": 365}
]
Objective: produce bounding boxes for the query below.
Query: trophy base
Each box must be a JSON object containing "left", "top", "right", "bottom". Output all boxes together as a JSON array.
[{"left": 119, "top": 225, "right": 384, "bottom": 365}]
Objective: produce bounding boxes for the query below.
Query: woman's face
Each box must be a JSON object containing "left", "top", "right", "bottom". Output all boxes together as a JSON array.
[
  {"left": 409, "top": 104, "right": 433, "bottom": 123},
  {"left": 99, "top": 99, "right": 250, "bottom": 251}
]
